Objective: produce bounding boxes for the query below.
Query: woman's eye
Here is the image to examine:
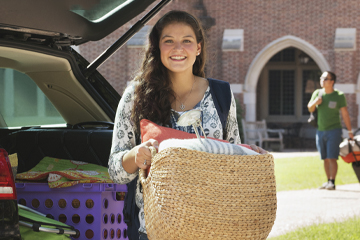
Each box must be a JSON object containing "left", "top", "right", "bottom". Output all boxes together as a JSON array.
[
  {"left": 164, "top": 40, "right": 173, "bottom": 43},
  {"left": 183, "top": 40, "right": 191, "bottom": 43}
]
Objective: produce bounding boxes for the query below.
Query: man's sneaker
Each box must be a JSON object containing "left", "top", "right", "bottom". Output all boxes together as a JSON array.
[
  {"left": 325, "top": 181, "right": 336, "bottom": 190},
  {"left": 319, "top": 182, "right": 329, "bottom": 189}
]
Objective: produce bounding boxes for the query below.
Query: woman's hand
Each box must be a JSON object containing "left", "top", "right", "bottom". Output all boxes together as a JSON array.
[
  {"left": 135, "top": 139, "right": 158, "bottom": 169},
  {"left": 249, "top": 144, "right": 268, "bottom": 154}
]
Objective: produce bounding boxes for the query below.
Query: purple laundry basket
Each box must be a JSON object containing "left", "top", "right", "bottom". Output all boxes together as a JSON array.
[{"left": 16, "top": 182, "right": 128, "bottom": 240}]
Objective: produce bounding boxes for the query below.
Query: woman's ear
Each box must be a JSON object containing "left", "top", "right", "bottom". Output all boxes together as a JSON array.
[{"left": 197, "top": 43, "right": 201, "bottom": 55}]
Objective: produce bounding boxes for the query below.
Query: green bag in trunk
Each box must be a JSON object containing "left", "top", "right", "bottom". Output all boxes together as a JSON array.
[{"left": 19, "top": 205, "right": 78, "bottom": 240}]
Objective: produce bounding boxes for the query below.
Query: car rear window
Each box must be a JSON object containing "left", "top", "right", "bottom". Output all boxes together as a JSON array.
[
  {"left": 0, "top": 69, "right": 65, "bottom": 128},
  {"left": 71, "top": 0, "right": 129, "bottom": 22}
]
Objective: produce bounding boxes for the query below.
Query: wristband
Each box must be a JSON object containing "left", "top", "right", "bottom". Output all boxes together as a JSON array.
[{"left": 348, "top": 130, "right": 353, "bottom": 134}]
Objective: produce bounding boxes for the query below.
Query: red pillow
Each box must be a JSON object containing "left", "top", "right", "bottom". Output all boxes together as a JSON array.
[
  {"left": 140, "top": 119, "right": 251, "bottom": 176},
  {"left": 140, "top": 119, "right": 250, "bottom": 147},
  {"left": 140, "top": 119, "right": 227, "bottom": 143}
]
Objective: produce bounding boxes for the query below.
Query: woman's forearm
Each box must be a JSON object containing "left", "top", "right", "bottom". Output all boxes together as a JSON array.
[{"left": 122, "top": 147, "right": 139, "bottom": 174}]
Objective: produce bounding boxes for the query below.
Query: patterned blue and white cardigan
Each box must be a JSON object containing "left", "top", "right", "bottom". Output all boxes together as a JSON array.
[{"left": 108, "top": 82, "right": 241, "bottom": 234}]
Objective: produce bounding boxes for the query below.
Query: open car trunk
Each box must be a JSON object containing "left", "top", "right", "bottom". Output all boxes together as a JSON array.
[{"left": 0, "top": 0, "right": 172, "bottom": 172}]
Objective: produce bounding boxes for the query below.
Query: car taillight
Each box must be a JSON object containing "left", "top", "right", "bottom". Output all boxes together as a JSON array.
[{"left": 0, "top": 148, "right": 17, "bottom": 200}]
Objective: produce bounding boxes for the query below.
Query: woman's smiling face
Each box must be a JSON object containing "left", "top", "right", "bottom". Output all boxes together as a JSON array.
[{"left": 159, "top": 22, "right": 201, "bottom": 75}]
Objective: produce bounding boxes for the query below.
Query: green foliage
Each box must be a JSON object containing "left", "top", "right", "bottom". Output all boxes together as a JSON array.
[
  {"left": 269, "top": 216, "right": 360, "bottom": 240},
  {"left": 235, "top": 98, "right": 244, "bottom": 142},
  {"left": 274, "top": 156, "right": 358, "bottom": 192}
]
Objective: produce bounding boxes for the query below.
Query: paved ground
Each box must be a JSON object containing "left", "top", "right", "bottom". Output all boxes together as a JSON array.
[{"left": 266, "top": 150, "right": 360, "bottom": 238}]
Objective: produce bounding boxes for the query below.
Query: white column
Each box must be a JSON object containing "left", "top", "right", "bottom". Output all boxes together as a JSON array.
[
  {"left": 230, "top": 84, "right": 243, "bottom": 94},
  {"left": 244, "top": 92, "right": 256, "bottom": 121}
]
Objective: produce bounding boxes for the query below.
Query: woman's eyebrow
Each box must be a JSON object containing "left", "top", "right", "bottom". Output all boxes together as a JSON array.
[
  {"left": 161, "top": 35, "right": 195, "bottom": 39},
  {"left": 161, "top": 35, "right": 173, "bottom": 39}
]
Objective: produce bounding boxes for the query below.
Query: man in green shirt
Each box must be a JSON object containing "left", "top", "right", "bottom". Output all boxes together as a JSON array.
[{"left": 308, "top": 71, "right": 353, "bottom": 190}]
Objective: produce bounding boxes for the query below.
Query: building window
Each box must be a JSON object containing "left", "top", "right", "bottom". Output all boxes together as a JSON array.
[
  {"left": 268, "top": 70, "right": 295, "bottom": 115},
  {"left": 269, "top": 48, "right": 295, "bottom": 62},
  {"left": 222, "top": 29, "right": 244, "bottom": 51},
  {"left": 334, "top": 28, "right": 357, "bottom": 51}
]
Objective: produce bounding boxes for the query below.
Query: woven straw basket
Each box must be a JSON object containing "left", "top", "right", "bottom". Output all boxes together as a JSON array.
[{"left": 139, "top": 147, "right": 277, "bottom": 240}]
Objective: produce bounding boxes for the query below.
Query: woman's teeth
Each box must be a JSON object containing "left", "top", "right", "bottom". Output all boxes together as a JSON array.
[{"left": 171, "top": 56, "right": 186, "bottom": 60}]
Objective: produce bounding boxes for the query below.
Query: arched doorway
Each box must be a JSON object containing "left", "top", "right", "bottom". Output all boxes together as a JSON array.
[
  {"left": 257, "top": 47, "right": 321, "bottom": 124},
  {"left": 243, "top": 35, "right": 330, "bottom": 122},
  {"left": 243, "top": 36, "right": 331, "bottom": 148}
]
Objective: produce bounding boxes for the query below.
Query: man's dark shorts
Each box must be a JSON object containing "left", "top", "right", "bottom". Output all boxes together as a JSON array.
[{"left": 316, "top": 128, "right": 342, "bottom": 160}]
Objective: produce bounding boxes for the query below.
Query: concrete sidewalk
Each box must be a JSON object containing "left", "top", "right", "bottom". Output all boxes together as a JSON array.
[
  {"left": 268, "top": 183, "right": 360, "bottom": 238},
  {"left": 267, "top": 150, "right": 360, "bottom": 238}
]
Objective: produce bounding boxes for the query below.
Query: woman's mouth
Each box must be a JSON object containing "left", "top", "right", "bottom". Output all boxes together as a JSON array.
[{"left": 170, "top": 56, "right": 186, "bottom": 60}]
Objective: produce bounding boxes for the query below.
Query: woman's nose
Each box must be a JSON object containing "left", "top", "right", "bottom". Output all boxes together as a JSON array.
[{"left": 173, "top": 42, "right": 183, "bottom": 51}]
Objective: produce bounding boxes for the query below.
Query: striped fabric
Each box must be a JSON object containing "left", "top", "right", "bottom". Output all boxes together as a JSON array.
[{"left": 159, "top": 138, "right": 259, "bottom": 156}]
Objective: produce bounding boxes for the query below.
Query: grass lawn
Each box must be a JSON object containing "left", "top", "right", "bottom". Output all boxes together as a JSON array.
[
  {"left": 268, "top": 216, "right": 360, "bottom": 240},
  {"left": 274, "top": 156, "right": 359, "bottom": 192}
]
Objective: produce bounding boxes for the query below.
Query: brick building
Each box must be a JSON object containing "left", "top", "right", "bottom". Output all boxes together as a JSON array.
[{"left": 79, "top": 0, "right": 360, "bottom": 146}]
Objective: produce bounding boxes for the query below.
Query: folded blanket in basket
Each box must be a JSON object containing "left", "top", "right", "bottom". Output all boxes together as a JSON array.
[
  {"left": 159, "top": 138, "right": 259, "bottom": 155},
  {"left": 16, "top": 157, "right": 113, "bottom": 188}
]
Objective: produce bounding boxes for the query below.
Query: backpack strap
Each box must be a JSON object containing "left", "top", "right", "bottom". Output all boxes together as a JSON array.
[
  {"left": 123, "top": 176, "right": 140, "bottom": 240},
  {"left": 208, "top": 78, "right": 232, "bottom": 138}
]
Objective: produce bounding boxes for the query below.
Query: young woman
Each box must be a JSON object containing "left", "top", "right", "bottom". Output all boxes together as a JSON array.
[{"left": 108, "top": 10, "right": 265, "bottom": 240}]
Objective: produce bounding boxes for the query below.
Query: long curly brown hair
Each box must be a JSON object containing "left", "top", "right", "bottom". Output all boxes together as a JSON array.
[{"left": 131, "top": 10, "right": 207, "bottom": 133}]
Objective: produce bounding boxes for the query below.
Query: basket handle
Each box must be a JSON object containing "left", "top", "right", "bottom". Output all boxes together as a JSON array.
[{"left": 139, "top": 146, "right": 157, "bottom": 184}]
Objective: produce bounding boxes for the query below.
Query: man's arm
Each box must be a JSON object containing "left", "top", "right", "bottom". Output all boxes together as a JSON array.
[{"left": 307, "top": 96, "right": 322, "bottom": 113}]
